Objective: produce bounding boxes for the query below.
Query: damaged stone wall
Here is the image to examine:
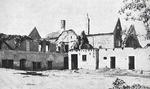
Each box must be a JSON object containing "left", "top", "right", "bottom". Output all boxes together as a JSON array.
[
  {"left": 87, "top": 34, "right": 114, "bottom": 49},
  {"left": 0, "top": 35, "right": 39, "bottom": 52},
  {"left": 0, "top": 50, "right": 65, "bottom": 70}
]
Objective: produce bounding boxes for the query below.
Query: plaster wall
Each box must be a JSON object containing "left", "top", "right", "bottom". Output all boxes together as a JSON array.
[
  {"left": 87, "top": 35, "right": 114, "bottom": 48},
  {"left": 99, "top": 47, "right": 150, "bottom": 71},
  {"left": 68, "top": 49, "right": 98, "bottom": 70}
]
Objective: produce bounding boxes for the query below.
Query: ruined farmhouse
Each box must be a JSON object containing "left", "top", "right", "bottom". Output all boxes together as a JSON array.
[
  {"left": 67, "top": 19, "right": 150, "bottom": 71},
  {"left": 0, "top": 17, "right": 150, "bottom": 71},
  {"left": 0, "top": 27, "right": 67, "bottom": 71}
]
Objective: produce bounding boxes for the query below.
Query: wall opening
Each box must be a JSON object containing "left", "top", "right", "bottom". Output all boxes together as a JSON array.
[
  {"left": 129, "top": 56, "right": 135, "bottom": 70},
  {"left": 2, "top": 59, "right": 14, "bottom": 69},
  {"left": 58, "top": 46, "right": 61, "bottom": 52},
  {"left": 82, "top": 55, "right": 87, "bottom": 61},
  {"left": 71, "top": 54, "right": 78, "bottom": 70},
  {"left": 65, "top": 45, "right": 69, "bottom": 52},
  {"left": 110, "top": 57, "right": 115, "bottom": 68},
  {"left": 20, "top": 59, "right": 26, "bottom": 70},
  {"left": 38, "top": 45, "right": 41, "bottom": 52},
  {"left": 32, "top": 62, "right": 41, "bottom": 71},
  {"left": 103, "top": 57, "right": 107, "bottom": 60},
  {"left": 47, "top": 61, "right": 52, "bottom": 70},
  {"left": 64, "top": 56, "right": 68, "bottom": 69},
  {"left": 46, "top": 45, "right": 49, "bottom": 52}
]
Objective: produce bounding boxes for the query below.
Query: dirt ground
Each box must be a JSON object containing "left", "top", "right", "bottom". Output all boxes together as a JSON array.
[{"left": 0, "top": 68, "right": 150, "bottom": 89}]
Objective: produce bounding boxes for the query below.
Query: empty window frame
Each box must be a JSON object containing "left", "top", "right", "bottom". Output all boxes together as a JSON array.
[
  {"left": 82, "top": 55, "right": 87, "bottom": 61},
  {"left": 103, "top": 57, "right": 107, "bottom": 60}
]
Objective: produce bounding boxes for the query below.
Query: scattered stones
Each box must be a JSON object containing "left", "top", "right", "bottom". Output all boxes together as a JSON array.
[{"left": 111, "top": 78, "right": 150, "bottom": 89}]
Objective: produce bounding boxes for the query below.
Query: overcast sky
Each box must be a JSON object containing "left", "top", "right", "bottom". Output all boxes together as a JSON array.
[{"left": 0, "top": 0, "right": 146, "bottom": 37}]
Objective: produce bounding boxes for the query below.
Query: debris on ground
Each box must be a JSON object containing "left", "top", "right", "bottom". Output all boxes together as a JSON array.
[{"left": 110, "top": 78, "right": 150, "bottom": 89}]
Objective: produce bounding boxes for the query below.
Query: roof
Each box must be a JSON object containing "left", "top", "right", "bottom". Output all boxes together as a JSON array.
[
  {"left": 86, "top": 32, "right": 113, "bottom": 37},
  {"left": 29, "top": 27, "right": 41, "bottom": 40},
  {"left": 123, "top": 25, "right": 142, "bottom": 48},
  {"left": 55, "top": 29, "right": 78, "bottom": 41},
  {"left": 127, "top": 25, "right": 137, "bottom": 35},
  {"left": 46, "top": 31, "right": 61, "bottom": 39},
  {"left": 113, "top": 18, "right": 122, "bottom": 34}
]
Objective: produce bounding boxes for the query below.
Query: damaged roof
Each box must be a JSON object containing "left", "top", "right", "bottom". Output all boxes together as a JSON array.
[
  {"left": 29, "top": 27, "right": 41, "bottom": 40},
  {"left": 123, "top": 25, "right": 142, "bottom": 48}
]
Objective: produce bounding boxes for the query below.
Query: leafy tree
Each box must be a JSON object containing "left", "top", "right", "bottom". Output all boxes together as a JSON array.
[{"left": 119, "top": 0, "right": 150, "bottom": 31}]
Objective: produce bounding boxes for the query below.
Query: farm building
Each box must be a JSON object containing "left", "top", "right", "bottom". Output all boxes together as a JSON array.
[
  {"left": 68, "top": 18, "right": 150, "bottom": 71},
  {"left": 46, "top": 18, "right": 122, "bottom": 51},
  {"left": 68, "top": 47, "right": 150, "bottom": 71},
  {"left": 0, "top": 50, "right": 66, "bottom": 70},
  {"left": 0, "top": 27, "right": 66, "bottom": 70}
]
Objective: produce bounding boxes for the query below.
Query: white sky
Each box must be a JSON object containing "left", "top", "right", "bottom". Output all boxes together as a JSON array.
[{"left": 0, "top": 0, "right": 146, "bottom": 38}]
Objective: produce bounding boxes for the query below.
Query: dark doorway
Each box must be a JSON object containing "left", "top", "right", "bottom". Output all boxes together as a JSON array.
[
  {"left": 65, "top": 45, "right": 69, "bottom": 52},
  {"left": 2, "top": 59, "right": 14, "bottom": 68},
  {"left": 20, "top": 59, "right": 26, "bottom": 70},
  {"left": 64, "top": 56, "right": 68, "bottom": 69},
  {"left": 32, "top": 62, "right": 41, "bottom": 71},
  {"left": 2, "top": 60, "right": 7, "bottom": 68},
  {"left": 110, "top": 57, "right": 115, "bottom": 68},
  {"left": 129, "top": 56, "right": 135, "bottom": 70},
  {"left": 71, "top": 54, "right": 78, "bottom": 69},
  {"left": 47, "top": 61, "right": 52, "bottom": 70}
]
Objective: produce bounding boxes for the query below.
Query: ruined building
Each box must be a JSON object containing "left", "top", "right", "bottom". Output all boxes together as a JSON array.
[
  {"left": 123, "top": 25, "right": 142, "bottom": 48},
  {"left": 0, "top": 27, "right": 66, "bottom": 71},
  {"left": 46, "top": 18, "right": 123, "bottom": 54},
  {"left": 67, "top": 18, "right": 150, "bottom": 71},
  {"left": 0, "top": 16, "right": 149, "bottom": 71}
]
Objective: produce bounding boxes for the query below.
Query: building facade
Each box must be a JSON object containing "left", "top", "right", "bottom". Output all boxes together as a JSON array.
[
  {"left": 68, "top": 49, "right": 99, "bottom": 70},
  {"left": 68, "top": 47, "right": 150, "bottom": 71},
  {"left": 0, "top": 27, "right": 65, "bottom": 70},
  {"left": 0, "top": 50, "right": 66, "bottom": 70},
  {"left": 55, "top": 29, "right": 78, "bottom": 52}
]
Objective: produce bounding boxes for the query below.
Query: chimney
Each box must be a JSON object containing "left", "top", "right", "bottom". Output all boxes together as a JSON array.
[
  {"left": 87, "top": 14, "right": 90, "bottom": 35},
  {"left": 61, "top": 20, "right": 66, "bottom": 31}
]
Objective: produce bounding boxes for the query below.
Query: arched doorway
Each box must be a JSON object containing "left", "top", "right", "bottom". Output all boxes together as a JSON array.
[{"left": 20, "top": 59, "right": 26, "bottom": 70}]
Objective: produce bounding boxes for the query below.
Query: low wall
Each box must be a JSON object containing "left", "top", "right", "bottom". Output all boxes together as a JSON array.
[
  {"left": 99, "top": 47, "right": 150, "bottom": 71},
  {"left": 68, "top": 47, "right": 150, "bottom": 71},
  {"left": 0, "top": 50, "right": 65, "bottom": 70}
]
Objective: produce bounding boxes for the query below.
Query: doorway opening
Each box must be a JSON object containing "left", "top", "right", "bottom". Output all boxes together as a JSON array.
[
  {"left": 129, "top": 56, "right": 135, "bottom": 70},
  {"left": 64, "top": 56, "right": 68, "bottom": 69},
  {"left": 20, "top": 59, "right": 26, "bottom": 70},
  {"left": 47, "top": 61, "right": 52, "bottom": 70},
  {"left": 110, "top": 57, "right": 116, "bottom": 68},
  {"left": 32, "top": 62, "right": 41, "bottom": 71},
  {"left": 2, "top": 59, "right": 14, "bottom": 69},
  {"left": 71, "top": 54, "right": 78, "bottom": 69}
]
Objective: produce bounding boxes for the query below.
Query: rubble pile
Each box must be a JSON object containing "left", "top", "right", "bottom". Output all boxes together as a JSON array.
[{"left": 110, "top": 78, "right": 150, "bottom": 89}]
